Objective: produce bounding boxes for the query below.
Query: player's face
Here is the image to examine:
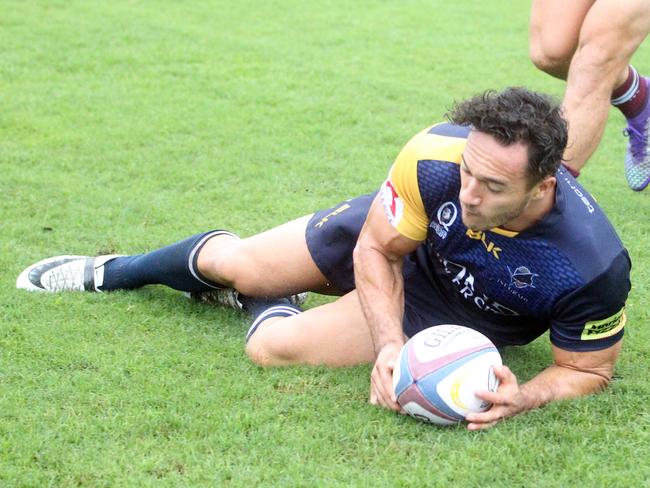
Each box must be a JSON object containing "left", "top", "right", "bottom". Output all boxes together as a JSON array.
[{"left": 459, "top": 131, "right": 538, "bottom": 232}]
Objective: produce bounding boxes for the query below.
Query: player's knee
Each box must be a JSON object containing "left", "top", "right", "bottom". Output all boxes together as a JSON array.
[
  {"left": 245, "top": 340, "right": 276, "bottom": 367},
  {"left": 571, "top": 38, "right": 624, "bottom": 74},
  {"left": 245, "top": 332, "right": 296, "bottom": 367},
  {"left": 529, "top": 40, "right": 573, "bottom": 78},
  {"left": 197, "top": 242, "right": 264, "bottom": 294},
  {"left": 196, "top": 237, "right": 239, "bottom": 285}
]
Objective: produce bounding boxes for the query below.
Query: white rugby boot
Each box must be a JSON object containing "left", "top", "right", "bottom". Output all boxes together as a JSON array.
[{"left": 16, "top": 255, "right": 122, "bottom": 292}]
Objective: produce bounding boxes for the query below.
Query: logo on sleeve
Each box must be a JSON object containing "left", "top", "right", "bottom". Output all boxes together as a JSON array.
[
  {"left": 380, "top": 180, "right": 404, "bottom": 227},
  {"left": 581, "top": 308, "right": 626, "bottom": 340}
]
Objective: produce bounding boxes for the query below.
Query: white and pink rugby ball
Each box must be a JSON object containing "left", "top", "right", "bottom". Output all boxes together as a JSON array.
[{"left": 392, "top": 324, "right": 502, "bottom": 425}]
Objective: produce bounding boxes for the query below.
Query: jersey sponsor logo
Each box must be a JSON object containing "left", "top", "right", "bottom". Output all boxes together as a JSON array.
[
  {"left": 314, "top": 203, "right": 351, "bottom": 228},
  {"left": 380, "top": 180, "right": 404, "bottom": 227},
  {"left": 431, "top": 202, "right": 458, "bottom": 239},
  {"left": 466, "top": 230, "right": 502, "bottom": 259},
  {"left": 440, "top": 257, "right": 519, "bottom": 316},
  {"left": 581, "top": 308, "right": 626, "bottom": 341},
  {"left": 508, "top": 266, "right": 538, "bottom": 289}
]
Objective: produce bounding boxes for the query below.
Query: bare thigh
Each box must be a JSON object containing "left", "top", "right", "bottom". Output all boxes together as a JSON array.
[
  {"left": 558, "top": 0, "right": 650, "bottom": 169},
  {"left": 197, "top": 214, "right": 339, "bottom": 297},
  {"left": 245, "top": 290, "right": 376, "bottom": 367},
  {"left": 529, "top": 0, "right": 595, "bottom": 77},
  {"left": 576, "top": 0, "right": 650, "bottom": 59}
]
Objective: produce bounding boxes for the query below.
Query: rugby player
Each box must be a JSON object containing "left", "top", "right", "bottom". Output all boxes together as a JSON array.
[
  {"left": 529, "top": 0, "right": 650, "bottom": 190},
  {"left": 17, "top": 88, "right": 631, "bottom": 430}
]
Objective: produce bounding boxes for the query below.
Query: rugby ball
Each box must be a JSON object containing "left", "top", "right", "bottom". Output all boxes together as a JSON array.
[{"left": 392, "top": 324, "right": 501, "bottom": 425}]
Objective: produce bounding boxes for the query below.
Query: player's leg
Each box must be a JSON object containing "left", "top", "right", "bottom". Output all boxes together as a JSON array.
[
  {"left": 240, "top": 196, "right": 378, "bottom": 365},
  {"left": 561, "top": 0, "right": 650, "bottom": 178},
  {"left": 196, "top": 214, "right": 335, "bottom": 298},
  {"left": 528, "top": 0, "right": 595, "bottom": 79},
  {"left": 245, "top": 290, "right": 376, "bottom": 367},
  {"left": 16, "top": 229, "right": 236, "bottom": 294},
  {"left": 18, "top": 194, "right": 372, "bottom": 311},
  {"left": 16, "top": 215, "right": 332, "bottom": 299}
]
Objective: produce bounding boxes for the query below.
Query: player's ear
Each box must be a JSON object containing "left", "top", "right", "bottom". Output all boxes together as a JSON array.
[{"left": 532, "top": 175, "right": 555, "bottom": 200}]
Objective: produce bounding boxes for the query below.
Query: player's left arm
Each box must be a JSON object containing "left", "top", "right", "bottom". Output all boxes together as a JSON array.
[
  {"left": 467, "top": 247, "right": 631, "bottom": 430},
  {"left": 465, "top": 340, "right": 622, "bottom": 430}
]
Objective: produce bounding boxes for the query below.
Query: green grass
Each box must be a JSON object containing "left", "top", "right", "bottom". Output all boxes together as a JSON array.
[{"left": 2, "top": 1, "right": 650, "bottom": 486}]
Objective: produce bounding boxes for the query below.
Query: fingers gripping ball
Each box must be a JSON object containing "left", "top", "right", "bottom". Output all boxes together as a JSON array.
[{"left": 392, "top": 324, "right": 501, "bottom": 425}]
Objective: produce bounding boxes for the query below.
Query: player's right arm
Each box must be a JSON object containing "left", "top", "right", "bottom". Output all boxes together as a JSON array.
[
  {"left": 353, "top": 194, "right": 422, "bottom": 412},
  {"left": 354, "top": 127, "right": 434, "bottom": 411}
]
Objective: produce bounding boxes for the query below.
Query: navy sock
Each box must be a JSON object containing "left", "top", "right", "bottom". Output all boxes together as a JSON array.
[
  {"left": 100, "top": 230, "right": 234, "bottom": 292},
  {"left": 243, "top": 297, "right": 302, "bottom": 342}
]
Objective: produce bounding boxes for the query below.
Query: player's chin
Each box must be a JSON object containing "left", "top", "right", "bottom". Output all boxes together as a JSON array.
[{"left": 461, "top": 212, "right": 488, "bottom": 231}]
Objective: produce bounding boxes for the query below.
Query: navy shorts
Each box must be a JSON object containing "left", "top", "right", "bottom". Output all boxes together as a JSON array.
[{"left": 305, "top": 193, "right": 490, "bottom": 339}]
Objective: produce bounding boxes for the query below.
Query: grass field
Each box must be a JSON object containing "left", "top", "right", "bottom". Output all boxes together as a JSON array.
[{"left": 2, "top": 1, "right": 650, "bottom": 486}]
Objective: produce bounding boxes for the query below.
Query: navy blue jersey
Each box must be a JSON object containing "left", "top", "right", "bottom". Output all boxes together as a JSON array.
[{"left": 379, "top": 122, "right": 631, "bottom": 352}]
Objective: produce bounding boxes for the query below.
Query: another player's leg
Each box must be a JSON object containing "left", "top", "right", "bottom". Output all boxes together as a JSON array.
[
  {"left": 528, "top": 0, "right": 595, "bottom": 79},
  {"left": 560, "top": 0, "right": 650, "bottom": 179},
  {"left": 614, "top": 66, "right": 650, "bottom": 191},
  {"left": 245, "top": 291, "right": 375, "bottom": 367}
]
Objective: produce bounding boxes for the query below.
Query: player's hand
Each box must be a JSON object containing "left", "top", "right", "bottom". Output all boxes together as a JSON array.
[
  {"left": 369, "top": 342, "right": 403, "bottom": 412},
  {"left": 465, "top": 365, "right": 526, "bottom": 430}
]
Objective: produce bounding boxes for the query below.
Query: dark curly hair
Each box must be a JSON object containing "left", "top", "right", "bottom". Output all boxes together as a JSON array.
[{"left": 447, "top": 87, "right": 568, "bottom": 186}]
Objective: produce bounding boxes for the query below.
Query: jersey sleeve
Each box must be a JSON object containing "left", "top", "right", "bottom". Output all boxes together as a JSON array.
[
  {"left": 549, "top": 251, "right": 631, "bottom": 352},
  {"left": 379, "top": 130, "right": 430, "bottom": 241}
]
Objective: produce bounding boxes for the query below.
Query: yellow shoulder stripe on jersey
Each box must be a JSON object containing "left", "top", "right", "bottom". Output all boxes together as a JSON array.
[
  {"left": 382, "top": 124, "right": 469, "bottom": 241},
  {"left": 416, "top": 128, "right": 466, "bottom": 165},
  {"left": 383, "top": 129, "right": 429, "bottom": 241}
]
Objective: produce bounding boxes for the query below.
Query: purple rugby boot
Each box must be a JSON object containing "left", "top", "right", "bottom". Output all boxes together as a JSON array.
[{"left": 623, "top": 77, "right": 650, "bottom": 191}]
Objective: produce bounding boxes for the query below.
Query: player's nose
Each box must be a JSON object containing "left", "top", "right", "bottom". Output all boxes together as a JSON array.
[{"left": 460, "top": 178, "right": 482, "bottom": 206}]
